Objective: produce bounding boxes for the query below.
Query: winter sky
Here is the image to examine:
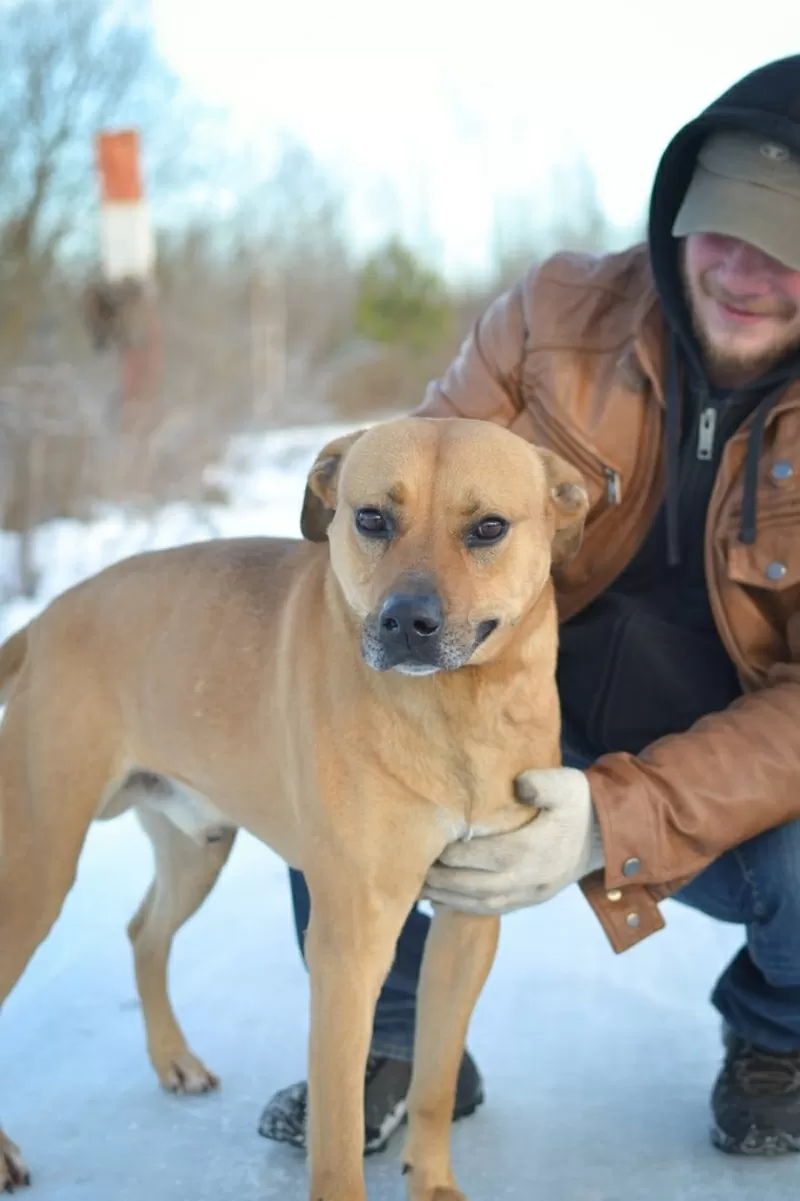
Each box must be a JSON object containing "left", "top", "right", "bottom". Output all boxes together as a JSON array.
[{"left": 149, "top": 0, "right": 800, "bottom": 281}]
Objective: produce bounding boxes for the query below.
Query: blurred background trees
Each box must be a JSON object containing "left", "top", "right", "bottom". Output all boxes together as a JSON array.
[{"left": 0, "top": 0, "right": 645, "bottom": 594}]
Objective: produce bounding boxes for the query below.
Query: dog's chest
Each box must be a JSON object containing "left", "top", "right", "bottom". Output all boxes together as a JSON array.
[{"left": 420, "top": 702, "right": 552, "bottom": 841}]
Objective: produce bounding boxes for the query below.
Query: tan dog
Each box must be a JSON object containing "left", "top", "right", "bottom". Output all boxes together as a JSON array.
[{"left": 0, "top": 416, "right": 588, "bottom": 1201}]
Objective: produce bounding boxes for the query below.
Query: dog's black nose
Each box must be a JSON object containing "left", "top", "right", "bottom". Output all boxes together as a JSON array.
[{"left": 379, "top": 592, "right": 443, "bottom": 644}]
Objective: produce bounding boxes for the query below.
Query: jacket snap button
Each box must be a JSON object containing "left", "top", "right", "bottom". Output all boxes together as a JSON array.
[
  {"left": 622, "top": 857, "right": 641, "bottom": 876},
  {"left": 771, "top": 461, "right": 793, "bottom": 482},
  {"left": 766, "top": 561, "right": 787, "bottom": 581},
  {"left": 606, "top": 889, "right": 623, "bottom": 902},
  {"left": 626, "top": 912, "right": 641, "bottom": 929}
]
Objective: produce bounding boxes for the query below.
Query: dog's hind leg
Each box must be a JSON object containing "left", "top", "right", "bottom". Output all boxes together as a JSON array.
[
  {"left": 401, "top": 909, "right": 500, "bottom": 1201},
  {"left": 0, "top": 688, "right": 118, "bottom": 1192},
  {"left": 128, "top": 806, "right": 236, "bottom": 1095}
]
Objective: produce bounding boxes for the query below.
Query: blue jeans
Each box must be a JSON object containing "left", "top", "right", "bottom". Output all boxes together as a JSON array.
[{"left": 289, "top": 728, "right": 800, "bottom": 1058}]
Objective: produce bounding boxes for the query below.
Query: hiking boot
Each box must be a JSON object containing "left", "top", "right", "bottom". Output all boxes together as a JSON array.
[
  {"left": 258, "top": 1050, "right": 484, "bottom": 1155},
  {"left": 711, "top": 1027, "right": 800, "bottom": 1155}
]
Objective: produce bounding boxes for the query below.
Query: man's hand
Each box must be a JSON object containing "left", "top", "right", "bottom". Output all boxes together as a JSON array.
[{"left": 421, "top": 767, "right": 605, "bottom": 915}]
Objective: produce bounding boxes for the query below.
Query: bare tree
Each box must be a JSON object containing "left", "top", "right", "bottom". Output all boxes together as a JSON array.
[
  {"left": 489, "top": 156, "right": 646, "bottom": 288},
  {"left": 0, "top": 0, "right": 178, "bottom": 363},
  {"left": 231, "top": 138, "right": 355, "bottom": 373},
  {"left": 0, "top": 0, "right": 187, "bottom": 593}
]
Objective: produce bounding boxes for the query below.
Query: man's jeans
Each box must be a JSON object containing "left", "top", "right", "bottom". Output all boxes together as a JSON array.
[{"left": 288, "top": 729, "right": 800, "bottom": 1059}]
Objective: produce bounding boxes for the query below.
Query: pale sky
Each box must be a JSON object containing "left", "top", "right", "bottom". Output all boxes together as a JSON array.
[{"left": 149, "top": 0, "right": 800, "bottom": 281}]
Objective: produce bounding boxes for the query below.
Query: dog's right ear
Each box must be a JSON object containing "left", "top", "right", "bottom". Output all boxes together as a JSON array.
[
  {"left": 536, "top": 447, "right": 590, "bottom": 564},
  {"left": 300, "top": 429, "right": 368, "bottom": 542}
]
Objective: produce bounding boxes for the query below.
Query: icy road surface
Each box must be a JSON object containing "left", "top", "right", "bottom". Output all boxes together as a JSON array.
[{"left": 3, "top": 815, "right": 796, "bottom": 1201}]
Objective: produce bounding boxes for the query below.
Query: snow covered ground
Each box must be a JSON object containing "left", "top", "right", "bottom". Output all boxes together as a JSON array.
[
  {"left": 1, "top": 424, "right": 796, "bottom": 1200},
  {"left": 0, "top": 422, "right": 364, "bottom": 642}
]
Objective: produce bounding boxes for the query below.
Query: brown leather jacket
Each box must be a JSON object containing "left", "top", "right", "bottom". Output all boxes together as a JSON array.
[{"left": 414, "top": 243, "right": 800, "bottom": 953}]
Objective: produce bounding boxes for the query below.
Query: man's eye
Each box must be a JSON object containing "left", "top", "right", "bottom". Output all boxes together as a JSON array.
[
  {"left": 466, "top": 516, "right": 509, "bottom": 547},
  {"left": 355, "top": 507, "right": 392, "bottom": 537}
]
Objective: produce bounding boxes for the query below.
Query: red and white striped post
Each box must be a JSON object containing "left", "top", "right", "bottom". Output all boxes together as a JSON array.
[{"left": 94, "top": 129, "right": 161, "bottom": 433}]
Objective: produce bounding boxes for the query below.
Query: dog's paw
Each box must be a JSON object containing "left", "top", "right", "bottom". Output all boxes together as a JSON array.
[
  {"left": 0, "top": 1130, "right": 31, "bottom": 1192},
  {"left": 155, "top": 1048, "right": 220, "bottom": 1095},
  {"left": 407, "top": 1187, "right": 467, "bottom": 1201},
  {"left": 402, "top": 1165, "right": 467, "bottom": 1201}
]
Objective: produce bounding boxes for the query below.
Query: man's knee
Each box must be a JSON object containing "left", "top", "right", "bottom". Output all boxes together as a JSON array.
[
  {"left": 736, "top": 818, "right": 800, "bottom": 923},
  {"left": 675, "top": 818, "right": 800, "bottom": 928}
]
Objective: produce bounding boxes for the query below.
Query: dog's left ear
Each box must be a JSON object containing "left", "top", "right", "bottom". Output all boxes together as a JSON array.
[
  {"left": 300, "top": 429, "right": 368, "bottom": 542},
  {"left": 536, "top": 447, "right": 590, "bottom": 564}
]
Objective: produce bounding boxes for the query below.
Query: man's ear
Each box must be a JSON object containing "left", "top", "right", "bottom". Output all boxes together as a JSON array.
[
  {"left": 536, "top": 447, "right": 590, "bottom": 564},
  {"left": 300, "top": 429, "right": 368, "bottom": 542}
]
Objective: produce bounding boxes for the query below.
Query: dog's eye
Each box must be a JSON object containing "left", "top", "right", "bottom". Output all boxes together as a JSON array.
[
  {"left": 355, "top": 507, "right": 392, "bottom": 538},
  {"left": 466, "top": 516, "right": 509, "bottom": 547}
]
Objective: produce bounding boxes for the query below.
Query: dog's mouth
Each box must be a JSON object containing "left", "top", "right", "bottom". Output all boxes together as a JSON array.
[
  {"left": 392, "top": 663, "right": 441, "bottom": 677},
  {"left": 474, "top": 618, "right": 499, "bottom": 648}
]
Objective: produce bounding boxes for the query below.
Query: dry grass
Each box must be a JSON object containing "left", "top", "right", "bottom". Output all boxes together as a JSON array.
[
  {"left": 0, "top": 203, "right": 640, "bottom": 606},
  {"left": 0, "top": 240, "right": 485, "bottom": 541}
]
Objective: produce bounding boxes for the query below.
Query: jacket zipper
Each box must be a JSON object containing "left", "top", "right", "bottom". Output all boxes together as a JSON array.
[
  {"left": 533, "top": 401, "right": 623, "bottom": 507},
  {"left": 604, "top": 467, "right": 622, "bottom": 505},
  {"left": 696, "top": 407, "right": 717, "bottom": 461},
  {"left": 531, "top": 390, "right": 663, "bottom": 621}
]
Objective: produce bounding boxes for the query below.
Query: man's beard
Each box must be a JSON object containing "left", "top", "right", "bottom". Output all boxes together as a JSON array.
[
  {"left": 695, "top": 323, "right": 800, "bottom": 383},
  {"left": 684, "top": 269, "right": 800, "bottom": 384}
]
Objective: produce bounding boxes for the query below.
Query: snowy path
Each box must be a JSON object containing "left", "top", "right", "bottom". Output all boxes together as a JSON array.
[{"left": 3, "top": 815, "right": 795, "bottom": 1201}]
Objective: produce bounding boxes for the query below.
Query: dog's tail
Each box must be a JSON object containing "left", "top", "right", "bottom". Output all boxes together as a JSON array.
[{"left": 0, "top": 626, "right": 28, "bottom": 704}]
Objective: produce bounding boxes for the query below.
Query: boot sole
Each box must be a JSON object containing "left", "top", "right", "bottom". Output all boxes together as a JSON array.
[
  {"left": 711, "top": 1123, "right": 800, "bottom": 1156},
  {"left": 259, "top": 1089, "right": 485, "bottom": 1157}
]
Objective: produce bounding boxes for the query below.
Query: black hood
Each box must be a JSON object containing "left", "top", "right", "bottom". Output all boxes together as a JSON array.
[
  {"left": 649, "top": 54, "right": 800, "bottom": 375},
  {"left": 644, "top": 56, "right": 800, "bottom": 564}
]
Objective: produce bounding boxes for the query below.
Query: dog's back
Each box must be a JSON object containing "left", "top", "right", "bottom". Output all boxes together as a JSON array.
[
  {"left": 5, "top": 535, "right": 327, "bottom": 829},
  {"left": 0, "top": 628, "right": 27, "bottom": 705}
]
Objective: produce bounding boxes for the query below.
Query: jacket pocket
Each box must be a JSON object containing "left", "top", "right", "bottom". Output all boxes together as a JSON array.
[{"left": 727, "top": 506, "right": 800, "bottom": 593}]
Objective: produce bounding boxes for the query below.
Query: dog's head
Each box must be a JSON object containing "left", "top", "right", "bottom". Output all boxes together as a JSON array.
[{"left": 300, "top": 417, "right": 589, "bottom": 675}]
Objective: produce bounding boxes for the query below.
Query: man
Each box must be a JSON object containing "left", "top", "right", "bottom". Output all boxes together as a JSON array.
[{"left": 260, "top": 54, "right": 800, "bottom": 1159}]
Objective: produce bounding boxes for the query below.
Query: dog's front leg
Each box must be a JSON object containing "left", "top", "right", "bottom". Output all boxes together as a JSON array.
[
  {"left": 303, "top": 863, "right": 427, "bottom": 1201},
  {"left": 402, "top": 908, "right": 500, "bottom": 1201}
]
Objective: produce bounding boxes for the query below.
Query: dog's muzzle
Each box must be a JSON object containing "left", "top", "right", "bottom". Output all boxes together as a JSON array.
[
  {"left": 360, "top": 580, "right": 500, "bottom": 675},
  {"left": 374, "top": 589, "right": 444, "bottom": 673}
]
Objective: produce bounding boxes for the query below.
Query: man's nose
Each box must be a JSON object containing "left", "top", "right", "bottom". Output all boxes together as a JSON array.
[{"left": 717, "top": 240, "right": 783, "bottom": 291}]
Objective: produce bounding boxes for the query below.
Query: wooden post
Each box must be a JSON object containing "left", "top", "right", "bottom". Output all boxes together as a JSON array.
[{"left": 94, "top": 129, "right": 160, "bottom": 435}]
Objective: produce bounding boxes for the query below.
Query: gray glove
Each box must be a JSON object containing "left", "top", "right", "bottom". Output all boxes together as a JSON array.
[{"left": 422, "top": 767, "right": 604, "bottom": 915}]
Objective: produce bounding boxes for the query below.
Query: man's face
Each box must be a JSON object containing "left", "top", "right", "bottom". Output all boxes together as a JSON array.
[{"left": 681, "top": 232, "right": 800, "bottom": 383}]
